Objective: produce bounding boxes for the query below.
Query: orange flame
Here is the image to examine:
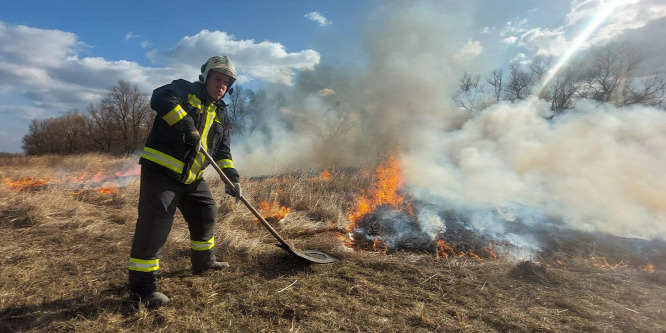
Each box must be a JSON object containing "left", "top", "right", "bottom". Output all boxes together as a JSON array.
[
  {"left": 434, "top": 239, "right": 497, "bottom": 260},
  {"left": 585, "top": 255, "right": 626, "bottom": 270},
  {"left": 96, "top": 187, "right": 119, "bottom": 194},
  {"left": 1, "top": 165, "right": 139, "bottom": 196},
  {"left": 643, "top": 263, "right": 655, "bottom": 273},
  {"left": 2, "top": 177, "right": 50, "bottom": 191},
  {"left": 342, "top": 155, "right": 497, "bottom": 259},
  {"left": 115, "top": 165, "right": 141, "bottom": 177},
  {"left": 342, "top": 155, "right": 415, "bottom": 253},
  {"left": 372, "top": 237, "right": 388, "bottom": 254},
  {"left": 311, "top": 169, "right": 331, "bottom": 182},
  {"left": 91, "top": 170, "right": 106, "bottom": 183},
  {"left": 484, "top": 242, "right": 498, "bottom": 260},
  {"left": 435, "top": 239, "right": 458, "bottom": 258},
  {"left": 348, "top": 155, "right": 409, "bottom": 225},
  {"left": 255, "top": 200, "right": 290, "bottom": 222}
]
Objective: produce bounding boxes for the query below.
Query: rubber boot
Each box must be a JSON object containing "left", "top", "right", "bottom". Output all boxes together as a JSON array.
[
  {"left": 138, "top": 291, "right": 170, "bottom": 308},
  {"left": 192, "top": 261, "right": 229, "bottom": 274}
]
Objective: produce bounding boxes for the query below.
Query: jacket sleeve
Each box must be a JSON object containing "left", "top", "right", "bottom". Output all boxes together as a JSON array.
[
  {"left": 213, "top": 108, "right": 240, "bottom": 183},
  {"left": 150, "top": 79, "right": 196, "bottom": 134}
]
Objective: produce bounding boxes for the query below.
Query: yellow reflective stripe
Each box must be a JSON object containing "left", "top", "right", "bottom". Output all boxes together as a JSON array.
[
  {"left": 141, "top": 147, "right": 184, "bottom": 174},
  {"left": 216, "top": 159, "right": 234, "bottom": 169},
  {"left": 184, "top": 169, "right": 197, "bottom": 184},
  {"left": 128, "top": 258, "right": 160, "bottom": 272},
  {"left": 185, "top": 104, "right": 217, "bottom": 184},
  {"left": 191, "top": 237, "right": 215, "bottom": 251},
  {"left": 188, "top": 94, "right": 202, "bottom": 111},
  {"left": 162, "top": 105, "right": 187, "bottom": 126}
]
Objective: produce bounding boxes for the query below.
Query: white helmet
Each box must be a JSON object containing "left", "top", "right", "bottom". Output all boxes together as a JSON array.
[{"left": 199, "top": 55, "right": 237, "bottom": 87}]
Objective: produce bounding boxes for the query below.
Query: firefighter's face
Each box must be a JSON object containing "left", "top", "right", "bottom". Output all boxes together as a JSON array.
[{"left": 206, "top": 71, "right": 231, "bottom": 100}]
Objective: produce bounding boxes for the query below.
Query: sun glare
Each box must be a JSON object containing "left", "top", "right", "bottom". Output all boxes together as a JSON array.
[{"left": 534, "top": 0, "right": 621, "bottom": 96}]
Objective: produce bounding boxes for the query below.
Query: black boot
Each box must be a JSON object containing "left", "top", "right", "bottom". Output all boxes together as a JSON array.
[
  {"left": 136, "top": 291, "right": 170, "bottom": 308},
  {"left": 192, "top": 261, "right": 229, "bottom": 274}
]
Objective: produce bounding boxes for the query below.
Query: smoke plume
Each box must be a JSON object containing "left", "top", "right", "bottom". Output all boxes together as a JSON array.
[{"left": 229, "top": 0, "right": 666, "bottom": 244}]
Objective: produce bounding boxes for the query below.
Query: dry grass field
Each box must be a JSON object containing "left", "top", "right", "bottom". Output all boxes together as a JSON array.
[{"left": 1, "top": 154, "right": 665, "bottom": 332}]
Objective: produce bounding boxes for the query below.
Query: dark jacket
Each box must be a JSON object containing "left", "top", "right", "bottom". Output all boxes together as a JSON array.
[{"left": 139, "top": 79, "right": 239, "bottom": 184}]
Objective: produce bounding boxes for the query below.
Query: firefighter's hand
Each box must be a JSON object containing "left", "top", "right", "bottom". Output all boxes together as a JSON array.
[
  {"left": 225, "top": 182, "right": 242, "bottom": 203},
  {"left": 184, "top": 129, "right": 201, "bottom": 152}
]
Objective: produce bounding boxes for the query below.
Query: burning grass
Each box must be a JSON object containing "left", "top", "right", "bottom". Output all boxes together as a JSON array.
[{"left": 1, "top": 153, "right": 665, "bottom": 332}]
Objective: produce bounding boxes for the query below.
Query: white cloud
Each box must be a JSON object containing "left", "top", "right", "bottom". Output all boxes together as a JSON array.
[
  {"left": 519, "top": 27, "right": 569, "bottom": 56},
  {"left": 125, "top": 32, "right": 139, "bottom": 40},
  {"left": 304, "top": 11, "right": 332, "bottom": 26},
  {"left": 589, "top": 0, "right": 666, "bottom": 46},
  {"left": 453, "top": 40, "right": 483, "bottom": 63},
  {"left": 511, "top": 53, "right": 527, "bottom": 63},
  {"left": 566, "top": 0, "right": 666, "bottom": 47},
  {"left": 566, "top": 0, "right": 603, "bottom": 25},
  {"left": 500, "top": 18, "right": 528, "bottom": 37},
  {"left": 503, "top": 36, "right": 518, "bottom": 44},
  {"left": 0, "top": 22, "right": 323, "bottom": 152},
  {"left": 0, "top": 22, "right": 81, "bottom": 68},
  {"left": 165, "top": 30, "right": 320, "bottom": 85},
  {"left": 318, "top": 88, "right": 335, "bottom": 96}
]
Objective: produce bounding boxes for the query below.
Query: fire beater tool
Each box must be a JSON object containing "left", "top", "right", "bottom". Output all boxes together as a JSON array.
[{"left": 200, "top": 147, "right": 338, "bottom": 264}]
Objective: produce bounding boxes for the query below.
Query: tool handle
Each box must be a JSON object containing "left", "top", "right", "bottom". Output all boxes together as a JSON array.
[{"left": 199, "top": 148, "right": 294, "bottom": 250}]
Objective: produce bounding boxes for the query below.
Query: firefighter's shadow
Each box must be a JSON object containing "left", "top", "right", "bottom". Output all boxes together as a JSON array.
[
  {"left": 0, "top": 284, "right": 136, "bottom": 332},
  {"left": 159, "top": 249, "right": 316, "bottom": 281},
  {"left": 256, "top": 250, "right": 317, "bottom": 280}
]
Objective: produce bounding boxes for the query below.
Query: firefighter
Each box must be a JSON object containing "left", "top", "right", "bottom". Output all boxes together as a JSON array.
[{"left": 128, "top": 55, "right": 242, "bottom": 308}]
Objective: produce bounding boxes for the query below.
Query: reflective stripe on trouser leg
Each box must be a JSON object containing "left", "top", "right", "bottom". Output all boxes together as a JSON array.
[
  {"left": 128, "top": 258, "right": 159, "bottom": 272},
  {"left": 129, "top": 167, "right": 181, "bottom": 294},
  {"left": 191, "top": 237, "right": 215, "bottom": 251},
  {"left": 178, "top": 178, "right": 218, "bottom": 269}
]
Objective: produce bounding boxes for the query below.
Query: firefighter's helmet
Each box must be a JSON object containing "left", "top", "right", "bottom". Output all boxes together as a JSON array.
[{"left": 199, "top": 56, "right": 236, "bottom": 86}]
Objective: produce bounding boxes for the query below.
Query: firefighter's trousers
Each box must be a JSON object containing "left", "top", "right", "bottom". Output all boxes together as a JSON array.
[{"left": 128, "top": 166, "right": 218, "bottom": 295}]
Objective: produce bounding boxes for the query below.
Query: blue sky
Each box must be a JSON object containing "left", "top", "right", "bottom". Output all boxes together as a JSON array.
[{"left": 1, "top": 0, "right": 665, "bottom": 153}]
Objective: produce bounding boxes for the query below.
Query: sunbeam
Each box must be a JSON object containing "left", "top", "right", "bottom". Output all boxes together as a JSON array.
[{"left": 534, "top": 0, "right": 622, "bottom": 96}]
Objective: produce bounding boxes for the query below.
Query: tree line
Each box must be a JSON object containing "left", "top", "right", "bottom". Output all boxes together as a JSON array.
[
  {"left": 22, "top": 81, "right": 153, "bottom": 155},
  {"left": 21, "top": 80, "right": 284, "bottom": 155},
  {"left": 453, "top": 43, "right": 665, "bottom": 113}
]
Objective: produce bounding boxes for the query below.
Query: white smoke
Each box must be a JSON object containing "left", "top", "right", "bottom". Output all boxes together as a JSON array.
[
  {"left": 229, "top": 0, "right": 666, "bottom": 244},
  {"left": 404, "top": 98, "right": 666, "bottom": 240}
]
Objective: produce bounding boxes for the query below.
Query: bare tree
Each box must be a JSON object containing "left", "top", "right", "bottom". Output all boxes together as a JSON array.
[
  {"left": 622, "top": 72, "right": 666, "bottom": 107},
  {"left": 227, "top": 85, "right": 251, "bottom": 135},
  {"left": 453, "top": 72, "right": 490, "bottom": 112},
  {"left": 324, "top": 101, "right": 353, "bottom": 143},
  {"left": 585, "top": 44, "right": 643, "bottom": 105},
  {"left": 505, "top": 63, "right": 533, "bottom": 101},
  {"left": 22, "top": 110, "right": 91, "bottom": 155},
  {"left": 22, "top": 116, "right": 68, "bottom": 155},
  {"left": 99, "top": 80, "right": 152, "bottom": 154},
  {"left": 62, "top": 110, "right": 87, "bottom": 153},
  {"left": 22, "top": 119, "right": 49, "bottom": 155},
  {"left": 84, "top": 103, "right": 116, "bottom": 152},
  {"left": 529, "top": 56, "right": 552, "bottom": 99},
  {"left": 549, "top": 60, "right": 592, "bottom": 112},
  {"left": 486, "top": 69, "right": 503, "bottom": 102},
  {"left": 246, "top": 89, "right": 269, "bottom": 135}
]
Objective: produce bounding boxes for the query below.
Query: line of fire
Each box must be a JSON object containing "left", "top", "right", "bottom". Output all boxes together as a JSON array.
[{"left": 2, "top": 153, "right": 661, "bottom": 274}]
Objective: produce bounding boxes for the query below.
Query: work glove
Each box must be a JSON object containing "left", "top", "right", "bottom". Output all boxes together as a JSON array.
[
  {"left": 184, "top": 129, "right": 201, "bottom": 153},
  {"left": 178, "top": 116, "right": 200, "bottom": 152},
  {"left": 225, "top": 182, "right": 242, "bottom": 203}
]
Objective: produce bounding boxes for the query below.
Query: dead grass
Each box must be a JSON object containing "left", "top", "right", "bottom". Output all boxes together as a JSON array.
[{"left": 1, "top": 154, "right": 665, "bottom": 332}]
